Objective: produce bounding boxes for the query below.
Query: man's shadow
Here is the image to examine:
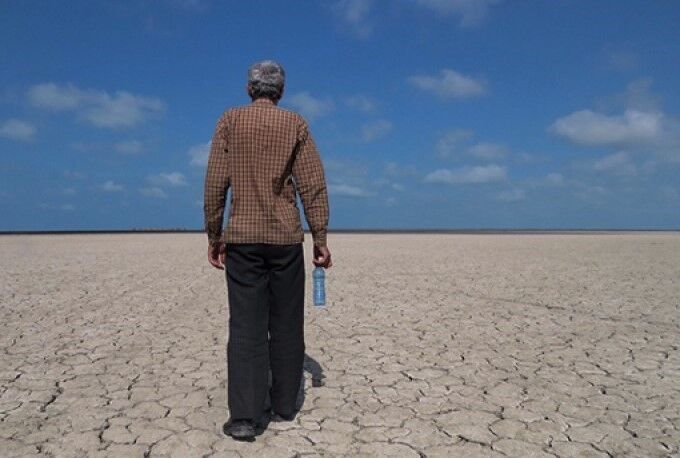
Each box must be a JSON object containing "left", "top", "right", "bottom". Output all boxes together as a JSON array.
[{"left": 296, "top": 353, "right": 324, "bottom": 409}]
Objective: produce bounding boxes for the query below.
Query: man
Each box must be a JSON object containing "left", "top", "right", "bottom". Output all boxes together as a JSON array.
[{"left": 203, "top": 60, "right": 332, "bottom": 441}]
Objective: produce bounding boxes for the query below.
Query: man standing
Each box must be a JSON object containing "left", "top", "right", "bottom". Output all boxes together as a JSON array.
[{"left": 203, "top": 61, "right": 332, "bottom": 440}]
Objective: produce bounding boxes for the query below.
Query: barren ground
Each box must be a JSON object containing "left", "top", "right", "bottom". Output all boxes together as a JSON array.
[{"left": 1, "top": 233, "right": 679, "bottom": 457}]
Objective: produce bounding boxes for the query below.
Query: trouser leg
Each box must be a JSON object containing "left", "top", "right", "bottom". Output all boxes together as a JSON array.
[
  {"left": 266, "top": 243, "right": 305, "bottom": 416},
  {"left": 225, "top": 243, "right": 269, "bottom": 420}
]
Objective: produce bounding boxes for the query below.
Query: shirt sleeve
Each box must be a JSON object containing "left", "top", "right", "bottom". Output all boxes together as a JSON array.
[
  {"left": 203, "top": 112, "right": 230, "bottom": 245},
  {"left": 292, "top": 118, "right": 329, "bottom": 248}
]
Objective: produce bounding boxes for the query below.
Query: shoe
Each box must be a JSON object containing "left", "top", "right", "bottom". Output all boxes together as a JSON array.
[
  {"left": 223, "top": 419, "right": 256, "bottom": 440},
  {"left": 271, "top": 411, "right": 296, "bottom": 422}
]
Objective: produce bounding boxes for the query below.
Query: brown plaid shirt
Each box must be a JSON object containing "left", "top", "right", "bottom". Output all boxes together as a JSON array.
[{"left": 203, "top": 98, "right": 329, "bottom": 247}]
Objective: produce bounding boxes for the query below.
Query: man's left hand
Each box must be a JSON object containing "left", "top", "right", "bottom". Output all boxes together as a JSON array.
[{"left": 208, "top": 242, "right": 226, "bottom": 270}]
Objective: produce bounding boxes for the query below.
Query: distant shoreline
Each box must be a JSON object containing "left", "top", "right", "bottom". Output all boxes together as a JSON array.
[{"left": 1, "top": 228, "right": 678, "bottom": 236}]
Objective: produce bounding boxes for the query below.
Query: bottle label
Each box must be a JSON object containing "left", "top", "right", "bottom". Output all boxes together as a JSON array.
[{"left": 313, "top": 268, "right": 325, "bottom": 307}]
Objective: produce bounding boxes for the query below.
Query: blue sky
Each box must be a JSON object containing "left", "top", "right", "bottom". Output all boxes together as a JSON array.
[{"left": 1, "top": 0, "right": 679, "bottom": 231}]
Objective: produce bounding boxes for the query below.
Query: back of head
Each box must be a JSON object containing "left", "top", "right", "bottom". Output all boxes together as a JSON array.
[{"left": 248, "top": 60, "right": 285, "bottom": 102}]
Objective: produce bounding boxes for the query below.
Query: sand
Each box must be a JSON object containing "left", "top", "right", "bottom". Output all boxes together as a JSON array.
[{"left": 1, "top": 232, "right": 679, "bottom": 457}]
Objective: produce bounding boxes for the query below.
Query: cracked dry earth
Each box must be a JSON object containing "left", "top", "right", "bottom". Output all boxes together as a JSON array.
[{"left": 1, "top": 233, "right": 679, "bottom": 457}]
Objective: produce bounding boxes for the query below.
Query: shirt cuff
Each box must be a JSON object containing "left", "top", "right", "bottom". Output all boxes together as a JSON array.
[
  {"left": 312, "top": 229, "right": 327, "bottom": 248},
  {"left": 207, "top": 230, "right": 223, "bottom": 245}
]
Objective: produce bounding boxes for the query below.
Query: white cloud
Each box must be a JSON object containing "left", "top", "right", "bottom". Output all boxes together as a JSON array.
[
  {"left": 38, "top": 198, "right": 90, "bottom": 214},
  {"left": 101, "top": 180, "right": 124, "bottom": 192},
  {"left": 0, "top": 119, "right": 36, "bottom": 141},
  {"left": 148, "top": 172, "right": 187, "bottom": 187},
  {"left": 545, "top": 173, "right": 565, "bottom": 186},
  {"left": 188, "top": 141, "right": 210, "bottom": 167},
  {"left": 467, "top": 142, "right": 507, "bottom": 160},
  {"left": 593, "top": 151, "right": 637, "bottom": 176},
  {"left": 416, "top": 0, "right": 501, "bottom": 27},
  {"left": 498, "top": 188, "right": 525, "bottom": 202},
  {"left": 361, "top": 119, "right": 392, "bottom": 141},
  {"left": 333, "top": 0, "right": 374, "bottom": 38},
  {"left": 550, "top": 109, "right": 661, "bottom": 147},
  {"left": 424, "top": 164, "right": 507, "bottom": 184},
  {"left": 286, "top": 91, "right": 334, "bottom": 121},
  {"left": 409, "top": 69, "right": 486, "bottom": 99},
  {"left": 552, "top": 80, "right": 680, "bottom": 164},
  {"left": 572, "top": 183, "right": 608, "bottom": 204},
  {"left": 333, "top": 0, "right": 498, "bottom": 39},
  {"left": 28, "top": 83, "right": 165, "bottom": 128},
  {"left": 346, "top": 95, "right": 376, "bottom": 113},
  {"left": 384, "top": 161, "right": 417, "bottom": 178},
  {"left": 614, "top": 78, "right": 660, "bottom": 112},
  {"left": 139, "top": 187, "right": 167, "bottom": 199},
  {"left": 28, "top": 83, "right": 82, "bottom": 110},
  {"left": 328, "top": 183, "right": 372, "bottom": 197},
  {"left": 325, "top": 158, "right": 369, "bottom": 180},
  {"left": 114, "top": 140, "right": 145, "bottom": 155},
  {"left": 385, "top": 162, "right": 398, "bottom": 177},
  {"left": 435, "top": 130, "right": 505, "bottom": 160},
  {"left": 84, "top": 92, "right": 165, "bottom": 128},
  {"left": 71, "top": 141, "right": 103, "bottom": 153},
  {"left": 63, "top": 170, "right": 85, "bottom": 180},
  {"left": 436, "top": 129, "right": 473, "bottom": 158}
]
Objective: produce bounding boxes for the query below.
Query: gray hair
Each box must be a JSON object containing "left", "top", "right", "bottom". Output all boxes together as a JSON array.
[{"left": 247, "top": 60, "right": 285, "bottom": 101}]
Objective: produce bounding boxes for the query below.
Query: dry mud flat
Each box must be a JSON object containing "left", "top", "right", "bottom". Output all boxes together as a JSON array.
[{"left": 1, "top": 232, "right": 679, "bottom": 457}]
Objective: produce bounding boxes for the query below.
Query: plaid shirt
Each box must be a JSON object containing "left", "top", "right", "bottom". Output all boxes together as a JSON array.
[{"left": 204, "top": 98, "right": 329, "bottom": 247}]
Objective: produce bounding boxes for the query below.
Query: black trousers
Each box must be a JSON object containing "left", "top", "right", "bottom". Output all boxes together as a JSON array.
[{"left": 225, "top": 243, "right": 305, "bottom": 420}]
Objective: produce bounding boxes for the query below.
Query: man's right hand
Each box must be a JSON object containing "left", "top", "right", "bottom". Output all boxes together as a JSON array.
[{"left": 313, "top": 245, "right": 332, "bottom": 268}]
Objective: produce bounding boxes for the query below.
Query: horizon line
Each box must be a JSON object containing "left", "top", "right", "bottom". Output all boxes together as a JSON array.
[{"left": 1, "top": 228, "right": 679, "bottom": 236}]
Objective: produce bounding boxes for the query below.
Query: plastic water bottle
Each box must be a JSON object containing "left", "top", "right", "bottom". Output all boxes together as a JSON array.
[{"left": 313, "top": 266, "right": 326, "bottom": 307}]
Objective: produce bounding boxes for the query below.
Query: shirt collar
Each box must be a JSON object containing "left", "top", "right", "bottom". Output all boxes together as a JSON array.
[{"left": 252, "top": 98, "right": 275, "bottom": 106}]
